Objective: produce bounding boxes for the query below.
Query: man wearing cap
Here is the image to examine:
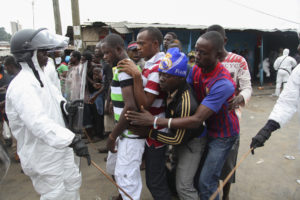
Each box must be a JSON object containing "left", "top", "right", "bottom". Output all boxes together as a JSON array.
[
  {"left": 129, "top": 47, "right": 207, "bottom": 200},
  {"left": 127, "top": 41, "right": 145, "bottom": 70},
  {"left": 126, "top": 31, "right": 239, "bottom": 200}
]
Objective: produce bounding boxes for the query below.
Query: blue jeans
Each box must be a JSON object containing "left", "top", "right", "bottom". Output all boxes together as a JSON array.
[
  {"left": 91, "top": 92, "right": 104, "bottom": 116},
  {"left": 199, "top": 135, "right": 238, "bottom": 200}
]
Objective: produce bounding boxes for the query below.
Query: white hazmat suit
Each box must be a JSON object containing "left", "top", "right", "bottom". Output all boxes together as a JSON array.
[
  {"left": 269, "top": 63, "right": 300, "bottom": 127},
  {"left": 5, "top": 50, "right": 82, "bottom": 199},
  {"left": 44, "top": 57, "right": 62, "bottom": 92},
  {"left": 273, "top": 49, "right": 297, "bottom": 96}
]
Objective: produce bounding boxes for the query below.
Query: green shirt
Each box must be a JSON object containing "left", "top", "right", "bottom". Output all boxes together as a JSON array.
[{"left": 57, "top": 63, "right": 68, "bottom": 75}]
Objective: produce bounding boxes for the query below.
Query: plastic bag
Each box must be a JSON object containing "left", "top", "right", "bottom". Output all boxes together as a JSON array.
[{"left": 2, "top": 121, "right": 11, "bottom": 140}]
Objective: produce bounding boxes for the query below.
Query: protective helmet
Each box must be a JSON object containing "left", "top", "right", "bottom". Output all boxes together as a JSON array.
[
  {"left": 10, "top": 28, "right": 69, "bottom": 88},
  {"left": 10, "top": 28, "right": 68, "bottom": 60}
]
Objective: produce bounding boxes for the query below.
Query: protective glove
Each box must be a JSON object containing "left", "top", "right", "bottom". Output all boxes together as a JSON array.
[
  {"left": 250, "top": 119, "right": 280, "bottom": 154},
  {"left": 69, "top": 135, "right": 91, "bottom": 165},
  {"left": 66, "top": 101, "right": 78, "bottom": 116}
]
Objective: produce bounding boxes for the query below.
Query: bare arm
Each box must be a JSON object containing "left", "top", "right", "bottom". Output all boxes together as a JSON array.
[
  {"left": 118, "top": 59, "right": 156, "bottom": 109},
  {"left": 89, "top": 85, "right": 104, "bottom": 104},
  {"left": 112, "top": 86, "right": 137, "bottom": 138},
  {"left": 107, "top": 85, "right": 138, "bottom": 152},
  {"left": 133, "top": 74, "right": 157, "bottom": 109},
  {"left": 126, "top": 104, "right": 214, "bottom": 129}
]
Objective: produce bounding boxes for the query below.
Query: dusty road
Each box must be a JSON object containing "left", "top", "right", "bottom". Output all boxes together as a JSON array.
[{"left": 1, "top": 86, "right": 300, "bottom": 200}]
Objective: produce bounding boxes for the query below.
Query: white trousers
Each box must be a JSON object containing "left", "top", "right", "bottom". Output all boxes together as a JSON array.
[
  {"left": 107, "top": 138, "right": 145, "bottom": 200},
  {"left": 275, "top": 70, "right": 290, "bottom": 96},
  {"left": 29, "top": 148, "right": 82, "bottom": 200}
]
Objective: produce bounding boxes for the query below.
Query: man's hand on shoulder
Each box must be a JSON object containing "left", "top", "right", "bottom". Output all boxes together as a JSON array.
[{"left": 117, "top": 59, "right": 141, "bottom": 78}]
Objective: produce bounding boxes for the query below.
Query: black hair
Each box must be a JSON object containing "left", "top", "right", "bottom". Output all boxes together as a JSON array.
[
  {"left": 166, "top": 32, "right": 177, "bottom": 39},
  {"left": 71, "top": 50, "right": 81, "bottom": 61},
  {"left": 4, "top": 55, "right": 21, "bottom": 69},
  {"left": 200, "top": 31, "right": 224, "bottom": 52},
  {"left": 139, "top": 27, "right": 163, "bottom": 45},
  {"left": 206, "top": 24, "right": 226, "bottom": 39},
  {"left": 82, "top": 50, "right": 93, "bottom": 62},
  {"left": 102, "top": 33, "right": 125, "bottom": 49}
]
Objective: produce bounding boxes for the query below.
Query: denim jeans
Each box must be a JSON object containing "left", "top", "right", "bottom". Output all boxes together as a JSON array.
[
  {"left": 91, "top": 92, "right": 104, "bottom": 116},
  {"left": 198, "top": 135, "right": 238, "bottom": 200}
]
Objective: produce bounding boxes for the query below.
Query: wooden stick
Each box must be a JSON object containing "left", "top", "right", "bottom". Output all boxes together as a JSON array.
[
  {"left": 82, "top": 129, "right": 133, "bottom": 200},
  {"left": 209, "top": 148, "right": 253, "bottom": 200},
  {"left": 91, "top": 160, "right": 133, "bottom": 200}
]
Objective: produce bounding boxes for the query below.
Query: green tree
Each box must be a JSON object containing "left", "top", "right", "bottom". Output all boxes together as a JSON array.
[{"left": 0, "top": 27, "right": 11, "bottom": 41}]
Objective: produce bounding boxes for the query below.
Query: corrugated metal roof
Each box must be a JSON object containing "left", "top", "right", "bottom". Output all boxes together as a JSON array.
[{"left": 81, "top": 21, "right": 298, "bottom": 33}]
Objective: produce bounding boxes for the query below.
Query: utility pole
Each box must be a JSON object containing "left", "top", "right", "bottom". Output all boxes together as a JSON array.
[
  {"left": 71, "top": 0, "right": 81, "bottom": 50},
  {"left": 52, "top": 0, "right": 62, "bottom": 35},
  {"left": 32, "top": 0, "right": 35, "bottom": 29}
]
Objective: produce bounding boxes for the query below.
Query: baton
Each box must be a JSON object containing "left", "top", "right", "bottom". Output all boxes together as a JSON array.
[
  {"left": 209, "top": 148, "right": 253, "bottom": 200},
  {"left": 91, "top": 160, "right": 133, "bottom": 200},
  {"left": 82, "top": 129, "right": 133, "bottom": 200}
]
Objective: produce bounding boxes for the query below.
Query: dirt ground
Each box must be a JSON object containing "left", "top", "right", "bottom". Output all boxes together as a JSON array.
[{"left": 1, "top": 85, "right": 300, "bottom": 200}]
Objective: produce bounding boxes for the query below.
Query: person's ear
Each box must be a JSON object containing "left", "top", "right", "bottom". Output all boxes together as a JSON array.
[
  {"left": 116, "top": 46, "right": 123, "bottom": 55},
  {"left": 153, "top": 40, "right": 159, "bottom": 49}
]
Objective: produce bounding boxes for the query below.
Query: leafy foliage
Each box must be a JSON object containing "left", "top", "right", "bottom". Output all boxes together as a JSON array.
[{"left": 0, "top": 27, "right": 11, "bottom": 42}]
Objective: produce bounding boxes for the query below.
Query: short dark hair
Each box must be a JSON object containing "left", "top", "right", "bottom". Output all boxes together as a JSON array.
[
  {"left": 206, "top": 24, "right": 226, "bottom": 39},
  {"left": 166, "top": 32, "right": 177, "bottom": 39},
  {"left": 102, "top": 33, "right": 125, "bottom": 49},
  {"left": 82, "top": 50, "right": 93, "bottom": 62},
  {"left": 139, "top": 27, "right": 163, "bottom": 45},
  {"left": 4, "top": 55, "right": 19, "bottom": 67},
  {"left": 200, "top": 31, "right": 224, "bottom": 52},
  {"left": 71, "top": 50, "right": 81, "bottom": 61}
]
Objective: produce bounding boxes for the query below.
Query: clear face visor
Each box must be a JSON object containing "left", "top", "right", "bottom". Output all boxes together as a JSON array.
[
  {"left": 31, "top": 29, "right": 69, "bottom": 51},
  {"left": 0, "top": 143, "right": 10, "bottom": 183}
]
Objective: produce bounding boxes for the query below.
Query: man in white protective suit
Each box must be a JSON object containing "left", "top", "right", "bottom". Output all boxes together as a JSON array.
[
  {"left": 251, "top": 63, "right": 300, "bottom": 154},
  {"left": 5, "top": 28, "right": 91, "bottom": 200},
  {"left": 273, "top": 48, "right": 297, "bottom": 96}
]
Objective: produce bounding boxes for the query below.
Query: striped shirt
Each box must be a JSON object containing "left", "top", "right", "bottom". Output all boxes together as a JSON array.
[
  {"left": 111, "top": 67, "right": 137, "bottom": 138},
  {"left": 142, "top": 52, "right": 168, "bottom": 148},
  {"left": 187, "top": 62, "right": 240, "bottom": 138},
  {"left": 222, "top": 52, "right": 252, "bottom": 104}
]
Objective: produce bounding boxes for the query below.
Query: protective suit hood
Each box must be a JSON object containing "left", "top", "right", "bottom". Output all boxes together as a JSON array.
[{"left": 283, "top": 48, "right": 289, "bottom": 56}]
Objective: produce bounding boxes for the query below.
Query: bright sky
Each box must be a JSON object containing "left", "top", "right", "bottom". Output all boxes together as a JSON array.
[{"left": 0, "top": 0, "right": 299, "bottom": 35}]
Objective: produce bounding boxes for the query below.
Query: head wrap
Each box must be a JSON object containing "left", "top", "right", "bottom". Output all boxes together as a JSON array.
[
  {"left": 127, "top": 42, "right": 137, "bottom": 50},
  {"left": 158, "top": 47, "right": 187, "bottom": 77}
]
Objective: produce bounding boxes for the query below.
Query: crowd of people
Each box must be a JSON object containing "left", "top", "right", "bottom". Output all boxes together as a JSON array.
[{"left": 0, "top": 24, "right": 300, "bottom": 200}]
